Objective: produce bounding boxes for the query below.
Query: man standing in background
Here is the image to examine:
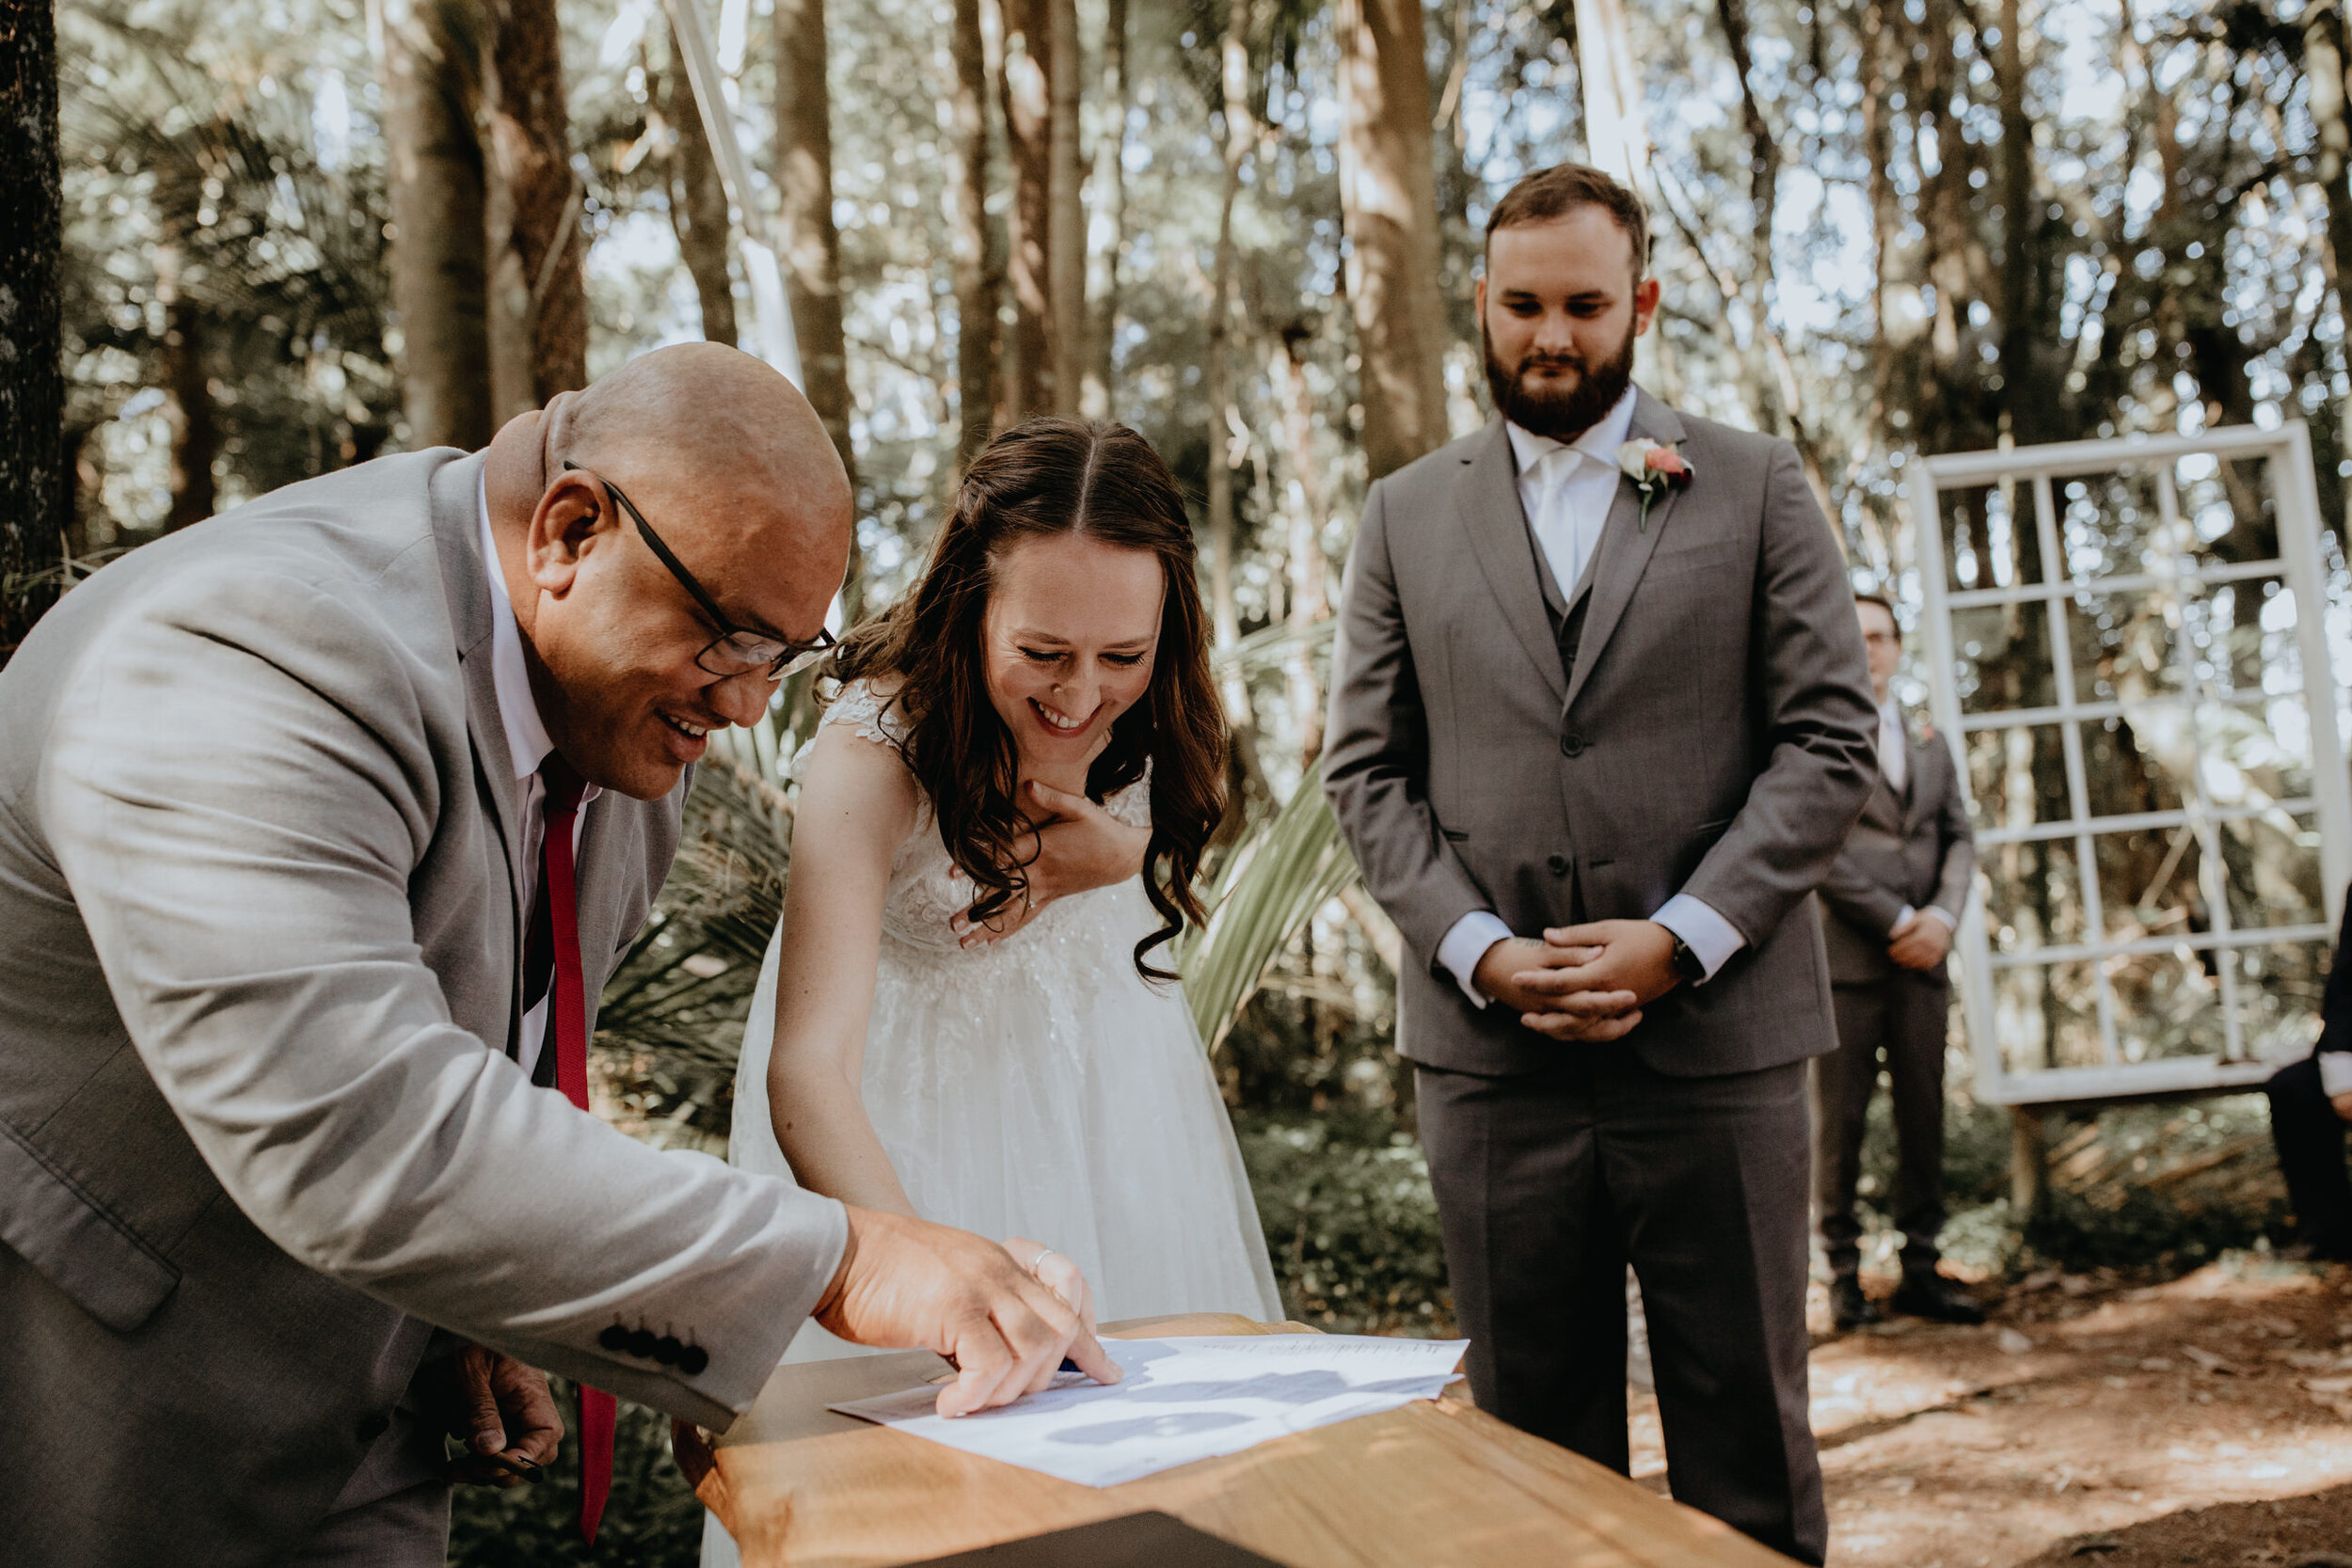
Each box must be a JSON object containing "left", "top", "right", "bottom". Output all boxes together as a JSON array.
[
  {"left": 1814, "top": 592, "right": 1982, "bottom": 1330},
  {"left": 1324, "top": 162, "right": 1875, "bottom": 1565}
]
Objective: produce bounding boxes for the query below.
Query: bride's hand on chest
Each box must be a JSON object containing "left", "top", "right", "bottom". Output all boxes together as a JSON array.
[{"left": 949, "top": 779, "right": 1151, "bottom": 948}]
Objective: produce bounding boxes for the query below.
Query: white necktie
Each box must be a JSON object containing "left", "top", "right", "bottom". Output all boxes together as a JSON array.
[
  {"left": 1880, "top": 708, "right": 1909, "bottom": 794},
  {"left": 1534, "top": 447, "right": 1585, "bottom": 594}
]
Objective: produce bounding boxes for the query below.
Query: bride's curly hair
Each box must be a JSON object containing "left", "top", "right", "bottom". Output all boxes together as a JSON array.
[{"left": 827, "top": 418, "right": 1226, "bottom": 982}]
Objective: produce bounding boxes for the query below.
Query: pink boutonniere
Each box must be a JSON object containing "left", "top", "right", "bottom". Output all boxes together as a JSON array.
[{"left": 1616, "top": 439, "right": 1693, "bottom": 531}]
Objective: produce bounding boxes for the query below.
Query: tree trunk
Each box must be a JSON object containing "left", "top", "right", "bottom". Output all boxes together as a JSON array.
[
  {"left": 2308, "top": 8, "right": 2352, "bottom": 292},
  {"left": 1274, "top": 325, "right": 1329, "bottom": 764},
  {"left": 1084, "top": 0, "right": 1128, "bottom": 415},
  {"left": 1993, "top": 0, "right": 2049, "bottom": 443},
  {"left": 775, "top": 0, "right": 859, "bottom": 502},
  {"left": 1206, "top": 0, "right": 1256, "bottom": 672},
  {"left": 951, "top": 0, "right": 1003, "bottom": 463},
  {"left": 161, "top": 286, "right": 218, "bottom": 531},
  {"left": 1044, "top": 0, "right": 1084, "bottom": 414},
  {"left": 1714, "top": 0, "right": 1774, "bottom": 297},
  {"left": 663, "top": 21, "right": 739, "bottom": 347},
  {"left": 1336, "top": 0, "right": 1448, "bottom": 480},
  {"left": 998, "top": 0, "right": 1053, "bottom": 423},
  {"left": 483, "top": 0, "right": 588, "bottom": 419},
  {"left": 0, "top": 0, "right": 65, "bottom": 658},
  {"left": 372, "top": 0, "right": 493, "bottom": 451}
]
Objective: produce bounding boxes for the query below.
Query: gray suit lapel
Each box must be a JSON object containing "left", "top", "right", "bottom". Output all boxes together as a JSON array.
[
  {"left": 1562, "top": 389, "right": 1687, "bottom": 715},
  {"left": 1455, "top": 420, "right": 1568, "bottom": 705},
  {"left": 1902, "top": 731, "right": 1939, "bottom": 832},
  {"left": 429, "top": 453, "right": 530, "bottom": 1057}
]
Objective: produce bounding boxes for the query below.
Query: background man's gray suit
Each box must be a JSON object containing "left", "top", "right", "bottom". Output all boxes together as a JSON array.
[
  {"left": 1324, "top": 392, "right": 1875, "bottom": 1563},
  {"left": 1815, "top": 717, "right": 1976, "bottom": 1287},
  {"left": 0, "top": 450, "right": 846, "bottom": 1566}
]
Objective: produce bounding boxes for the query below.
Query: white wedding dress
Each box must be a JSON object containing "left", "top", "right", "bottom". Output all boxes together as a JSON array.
[{"left": 701, "top": 681, "right": 1280, "bottom": 1568}]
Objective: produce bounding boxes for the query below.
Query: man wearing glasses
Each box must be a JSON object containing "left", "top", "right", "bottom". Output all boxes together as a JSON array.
[{"left": 0, "top": 342, "right": 1114, "bottom": 1568}]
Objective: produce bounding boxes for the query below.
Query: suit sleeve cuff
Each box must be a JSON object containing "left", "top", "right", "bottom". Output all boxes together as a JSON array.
[
  {"left": 2320, "top": 1053, "right": 2352, "bottom": 1099},
  {"left": 1652, "top": 894, "right": 1745, "bottom": 984},
  {"left": 1437, "top": 911, "right": 1514, "bottom": 1007},
  {"left": 1920, "top": 906, "right": 1959, "bottom": 932}
]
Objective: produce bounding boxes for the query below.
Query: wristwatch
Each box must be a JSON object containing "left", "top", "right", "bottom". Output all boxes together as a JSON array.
[{"left": 1668, "top": 933, "right": 1707, "bottom": 985}]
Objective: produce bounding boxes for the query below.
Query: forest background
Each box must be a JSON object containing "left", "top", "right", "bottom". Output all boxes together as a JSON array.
[{"left": 8, "top": 0, "right": 2352, "bottom": 1559}]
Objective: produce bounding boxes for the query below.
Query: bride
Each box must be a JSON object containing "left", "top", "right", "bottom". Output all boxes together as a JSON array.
[{"left": 704, "top": 418, "right": 1279, "bottom": 1566}]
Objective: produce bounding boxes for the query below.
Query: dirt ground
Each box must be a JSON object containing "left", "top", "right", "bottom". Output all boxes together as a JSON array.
[{"left": 1623, "top": 1255, "right": 2352, "bottom": 1566}]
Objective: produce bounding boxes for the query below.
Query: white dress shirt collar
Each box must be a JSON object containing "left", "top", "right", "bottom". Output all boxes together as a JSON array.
[{"left": 1503, "top": 386, "right": 1640, "bottom": 482}]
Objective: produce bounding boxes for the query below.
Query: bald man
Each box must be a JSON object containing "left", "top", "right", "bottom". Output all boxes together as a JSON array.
[{"left": 0, "top": 344, "right": 1113, "bottom": 1568}]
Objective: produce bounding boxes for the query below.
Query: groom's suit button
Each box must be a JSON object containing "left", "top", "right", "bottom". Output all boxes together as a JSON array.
[
  {"left": 1547, "top": 853, "right": 1570, "bottom": 876},
  {"left": 653, "top": 1337, "right": 684, "bottom": 1365},
  {"left": 599, "top": 1325, "right": 631, "bottom": 1353},
  {"left": 356, "top": 1413, "right": 389, "bottom": 1442},
  {"left": 1559, "top": 733, "right": 1586, "bottom": 756},
  {"left": 626, "top": 1328, "right": 660, "bottom": 1358},
  {"left": 678, "top": 1345, "right": 709, "bottom": 1375}
]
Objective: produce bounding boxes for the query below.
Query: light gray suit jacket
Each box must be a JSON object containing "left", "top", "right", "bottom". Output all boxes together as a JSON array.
[
  {"left": 0, "top": 450, "right": 846, "bottom": 1566},
  {"left": 1324, "top": 396, "right": 1878, "bottom": 1078},
  {"left": 1817, "top": 720, "right": 1976, "bottom": 986}
]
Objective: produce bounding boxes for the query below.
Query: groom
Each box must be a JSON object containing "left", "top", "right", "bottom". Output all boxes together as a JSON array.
[
  {"left": 1325, "top": 164, "right": 1875, "bottom": 1563},
  {"left": 0, "top": 344, "right": 1112, "bottom": 1567}
]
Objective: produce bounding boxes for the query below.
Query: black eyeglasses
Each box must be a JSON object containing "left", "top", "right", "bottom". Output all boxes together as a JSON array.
[{"left": 560, "top": 461, "right": 834, "bottom": 683}]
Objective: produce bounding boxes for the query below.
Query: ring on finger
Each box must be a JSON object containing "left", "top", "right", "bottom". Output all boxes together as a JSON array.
[{"left": 1027, "top": 1246, "right": 1056, "bottom": 1276}]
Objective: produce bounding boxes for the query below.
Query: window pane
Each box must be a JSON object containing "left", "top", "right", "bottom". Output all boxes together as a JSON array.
[
  {"left": 2066, "top": 585, "right": 2185, "bottom": 705},
  {"left": 1982, "top": 837, "right": 2089, "bottom": 955},
  {"left": 2056, "top": 468, "right": 2169, "bottom": 582},
  {"left": 2188, "top": 576, "right": 2296, "bottom": 699},
  {"left": 2180, "top": 453, "right": 2282, "bottom": 565},
  {"left": 2078, "top": 716, "right": 2190, "bottom": 820},
  {"left": 1994, "top": 960, "right": 2104, "bottom": 1072},
  {"left": 2106, "top": 943, "right": 2229, "bottom": 1063},
  {"left": 1939, "top": 483, "right": 2045, "bottom": 592},
  {"left": 2235, "top": 940, "right": 2330, "bottom": 1063},
  {"left": 2217, "top": 811, "right": 2327, "bottom": 933},
  {"left": 1966, "top": 724, "right": 2071, "bottom": 830},
  {"left": 1954, "top": 602, "right": 2057, "bottom": 716},
  {"left": 2090, "top": 825, "right": 2208, "bottom": 944}
]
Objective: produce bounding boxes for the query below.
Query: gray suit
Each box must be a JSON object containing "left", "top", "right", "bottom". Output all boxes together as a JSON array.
[
  {"left": 0, "top": 450, "right": 847, "bottom": 1567},
  {"left": 1814, "top": 717, "right": 1975, "bottom": 1281},
  {"left": 1325, "top": 395, "right": 1874, "bottom": 1565}
]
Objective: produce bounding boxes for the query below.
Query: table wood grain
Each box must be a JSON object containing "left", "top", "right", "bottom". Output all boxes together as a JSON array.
[{"left": 676, "top": 1313, "right": 1796, "bottom": 1568}]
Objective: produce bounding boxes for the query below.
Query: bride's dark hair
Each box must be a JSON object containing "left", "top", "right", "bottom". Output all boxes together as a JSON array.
[{"left": 827, "top": 417, "right": 1225, "bottom": 981}]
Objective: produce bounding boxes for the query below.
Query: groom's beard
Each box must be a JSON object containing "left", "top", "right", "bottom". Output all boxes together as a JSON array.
[{"left": 1483, "top": 316, "right": 1638, "bottom": 444}]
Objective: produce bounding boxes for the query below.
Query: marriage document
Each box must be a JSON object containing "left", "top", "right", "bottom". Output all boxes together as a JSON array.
[{"left": 828, "top": 1334, "right": 1468, "bottom": 1488}]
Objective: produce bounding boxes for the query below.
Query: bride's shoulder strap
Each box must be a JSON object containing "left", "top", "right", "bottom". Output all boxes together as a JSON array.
[{"left": 813, "top": 677, "right": 912, "bottom": 751}]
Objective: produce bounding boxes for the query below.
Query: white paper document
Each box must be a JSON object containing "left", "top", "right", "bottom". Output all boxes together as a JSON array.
[{"left": 828, "top": 1334, "right": 1470, "bottom": 1488}]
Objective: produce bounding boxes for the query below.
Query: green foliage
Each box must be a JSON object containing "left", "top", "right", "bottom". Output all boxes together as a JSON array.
[
  {"left": 447, "top": 1382, "right": 703, "bottom": 1568},
  {"left": 1234, "top": 1110, "right": 1451, "bottom": 1337},
  {"left": 1180, "top": 758, "right": 1361, "bottom": 1052}
]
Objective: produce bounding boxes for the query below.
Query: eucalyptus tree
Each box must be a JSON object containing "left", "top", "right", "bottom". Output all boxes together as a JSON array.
[{"left": 1, "top": 0, "right": 65, "bottom": 659}]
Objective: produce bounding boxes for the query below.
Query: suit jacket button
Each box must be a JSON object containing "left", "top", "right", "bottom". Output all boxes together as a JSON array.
[
  {"left": 1559, "top": 734, "right": 1585, "bottom": 757},
  {"left": 654, "top": 1336, "right": 684, "bottom": 1365},
  {"left": 627, "top": 1328, "right": 660, "bottom": 1359},
  {"left": 598, "top": 1325, "right": 631, "bottom": 1353},
  {"left": 1547, "top": 853, "right": 1569, "bottom": 876},
  {"left": 678, "top": 1345, "right": 709, "bottom": 1376},
  {"left": 357, "top": 1413, "right": 390, "bottom": 1443}
]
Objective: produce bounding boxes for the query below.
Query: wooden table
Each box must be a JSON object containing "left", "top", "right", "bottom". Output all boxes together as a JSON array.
[{"left": 675, "top": 1313, "right": 1797, "bottom": 1567}]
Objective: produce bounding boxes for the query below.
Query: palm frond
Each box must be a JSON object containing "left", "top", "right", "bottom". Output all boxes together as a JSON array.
[{"left": 1179, "top": 757, "right": 1361, "bottom": 1052}]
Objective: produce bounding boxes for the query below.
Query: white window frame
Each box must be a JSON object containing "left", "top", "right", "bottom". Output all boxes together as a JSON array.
[{"left": 1909, "top": 420, "right": 2351, "bottom": 1105}]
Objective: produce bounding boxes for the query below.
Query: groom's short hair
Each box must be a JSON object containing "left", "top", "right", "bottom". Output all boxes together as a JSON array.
[{"left": 1486, "top": 163, "right": 1649, "bottom": 279}]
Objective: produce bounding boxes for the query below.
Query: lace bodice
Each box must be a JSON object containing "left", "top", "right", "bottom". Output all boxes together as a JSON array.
[{"left": 805, "top": 679, "right": 1154, "bottom": 958}]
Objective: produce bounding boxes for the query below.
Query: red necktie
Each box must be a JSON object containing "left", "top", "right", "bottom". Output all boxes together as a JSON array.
[{"left": 539, "top": 757, "right": 615, "bottom": 1545}]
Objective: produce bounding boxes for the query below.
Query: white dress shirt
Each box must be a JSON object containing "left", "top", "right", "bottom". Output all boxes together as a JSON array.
[
  {"left": 2322, "top": 1053, "right": 2352, "bottom": 1098},
  {"left": 1435, "top": 392, "right": 1746, "bottom": 1006},
  {"left": 480, "top": 478, "right": 599, "bottom": 1079}
]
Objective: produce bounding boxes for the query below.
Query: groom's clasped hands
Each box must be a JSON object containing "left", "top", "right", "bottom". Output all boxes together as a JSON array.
[{"left": 1477, "top": 920, "right": 1686, "bottom": 1041}]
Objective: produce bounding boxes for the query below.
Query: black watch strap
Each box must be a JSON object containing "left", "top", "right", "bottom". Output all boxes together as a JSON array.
[{"left": 1669, "top": 934, "right": 1707, "bottom": 984}]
